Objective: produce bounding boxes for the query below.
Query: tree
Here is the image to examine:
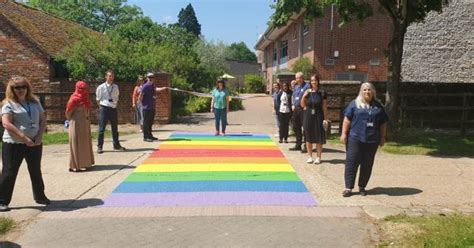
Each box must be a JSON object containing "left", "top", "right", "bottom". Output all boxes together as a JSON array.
[
  {"left": 291, "top": 57, "right": 313, "bottom": 79},
  {"left": 177, "top": 3, "right": 201, "bottom": 37},
  {"left": 26, "top": 0, "right": 143, "bottom": 33},
  {"left": 225, "top": 42, "right": 257, "bottom": 62},
  {"left": 271, "top": 0, "right": 445, "bottom": 129}
]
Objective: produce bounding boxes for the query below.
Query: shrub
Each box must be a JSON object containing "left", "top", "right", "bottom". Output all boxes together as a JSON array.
[
  {"left": 243, "top": 74, "right": 265, "bottom": 93},
  {"left": 292, "top": 57, "right": 313, "bottom": 79}
]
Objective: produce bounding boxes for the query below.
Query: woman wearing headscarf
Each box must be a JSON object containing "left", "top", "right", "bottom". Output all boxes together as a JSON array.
[
  {"left": 0, "top": 76, "right": 49, "bottom": 212},
  {"left": 340, "top": 82, "right": 388, "bottom": 197},
  {"left": 66, "top": 81, "right": 94, "bottom": 172}
]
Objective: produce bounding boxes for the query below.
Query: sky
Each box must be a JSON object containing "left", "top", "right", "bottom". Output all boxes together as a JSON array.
[{"left": 127, "top": 0, "right": 274, "bottom": 51}]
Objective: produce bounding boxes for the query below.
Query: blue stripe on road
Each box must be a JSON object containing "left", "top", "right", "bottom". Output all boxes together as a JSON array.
[{"left": 113, "top": 180, "right": 309, "bottom": 193}]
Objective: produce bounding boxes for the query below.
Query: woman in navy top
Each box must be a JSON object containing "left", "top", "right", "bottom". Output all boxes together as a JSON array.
[
  {"left": 276, "top": 82, "right": 292, "bottom": 143},
  {"left": 340, "top": 82, "right": 388, "bottom": 197}
]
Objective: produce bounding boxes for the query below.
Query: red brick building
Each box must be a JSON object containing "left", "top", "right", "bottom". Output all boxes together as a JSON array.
[
  {"left": 255, "top": 2, "right": 392, "bottom": 91},
  {"left": 0, "top": 1, "right": 171, "bottom": 124}
]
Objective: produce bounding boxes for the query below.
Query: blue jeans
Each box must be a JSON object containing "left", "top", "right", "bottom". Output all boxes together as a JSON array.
[
  {"left": 214, "top": 108, "right": 227, "bottom": 133},
  {"left": 344, "top": 138, "right": 379, "bottom": 189}
]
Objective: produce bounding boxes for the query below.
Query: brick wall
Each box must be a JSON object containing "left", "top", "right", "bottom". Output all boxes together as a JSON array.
[
  {"left": 0, "top": 16, "right": 51, "bottom": 91},
  {"left": 262, "top": 0, "right": 391, "bottom": 90},
  {"left": 154, "top": 73, "right": 171, "bottom": 124},
  {"left": 55, "top": 74, "right": 171, "bottom": 124}
]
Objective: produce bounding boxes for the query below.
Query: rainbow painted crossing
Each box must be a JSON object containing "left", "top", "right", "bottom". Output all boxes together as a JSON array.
[{"left": 103, "top": 132, "right": 317, "bottom": 207}]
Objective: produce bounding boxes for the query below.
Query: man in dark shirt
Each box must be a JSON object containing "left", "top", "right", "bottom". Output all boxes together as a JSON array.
[
  {"left": 289, "top": 72, "right": 310, "bottom": 152},
  {"left": 139, "top": 72, "right": 167, "bottom": 142}
]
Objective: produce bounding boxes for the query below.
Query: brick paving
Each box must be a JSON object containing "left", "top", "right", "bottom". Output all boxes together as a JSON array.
[{"left": 2, "top": 94, "right": 472, "bottom": 247}]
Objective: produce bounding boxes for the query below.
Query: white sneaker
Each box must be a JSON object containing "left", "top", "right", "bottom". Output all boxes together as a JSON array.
[
  {"left": 306, "top": 157, "right": 314, "bottom": 164},
  {"left": 314, "top": 157, "right": 321, "bottom": 164}
]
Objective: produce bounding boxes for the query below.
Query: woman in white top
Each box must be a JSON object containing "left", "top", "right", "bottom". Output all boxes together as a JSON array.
[
  {"left": 276, "top": 82, "right": 293, "bottom": 143},
  {"left": 0, "top": 76, "right": 49, "bottom": 212}
]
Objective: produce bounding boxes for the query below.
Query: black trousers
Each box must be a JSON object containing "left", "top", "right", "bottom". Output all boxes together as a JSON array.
[
  {"left": 278, "top": 112, "right": 292, "bottom": 140},
  {"left": 344, "top": 138, "right": 379, "bottom": 189},
  {"left": 97, "top": 105, "right": 120, "bottom": 148},
  {"left": 291, "top": 106, "right": 305, "bottom": 147},
  {"left": 0, "top": 143, "right": 46, "bottom": 205},
  {"left": 142, "top": 108, "right": 156, "bottom": 139}
]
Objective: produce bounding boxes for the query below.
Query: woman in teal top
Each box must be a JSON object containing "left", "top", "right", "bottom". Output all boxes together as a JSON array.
[{"left": 211, "top": 79, "right": 230, "bottom": 135}]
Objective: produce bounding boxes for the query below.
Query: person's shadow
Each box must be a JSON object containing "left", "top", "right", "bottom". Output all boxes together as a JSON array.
[
  {"left": 9, "top": 198, "right": 104, "bottom": 212},
  {"left": 368, "top": 187, "right": 423, "bottom": 196},
  {"left": 0, "top": 241, "right": 21, "bottom": 248}
]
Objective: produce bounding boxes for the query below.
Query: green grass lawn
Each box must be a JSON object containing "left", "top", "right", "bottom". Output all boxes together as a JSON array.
[
  {"left": 0, "top": 129, "right": 136, "bottom": 149},
  {"left": 327, "top": 128, "right": 474, "bottom": 157},
  {"left": 378, "top": 214, "right": 474, "bottom": 247},
  {"left": 0, "top": 217, "right": 14, "bottom": 235}
]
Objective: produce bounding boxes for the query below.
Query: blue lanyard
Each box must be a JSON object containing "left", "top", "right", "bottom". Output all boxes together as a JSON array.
[
  {"left": 106, "top": 84, "right": 114, "bottom": 99},
  {"left": 19, "top": 101, "right": 32, "bottom": 121}
]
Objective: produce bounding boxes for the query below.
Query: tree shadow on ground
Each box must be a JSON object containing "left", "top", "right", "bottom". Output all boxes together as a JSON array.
[
  {"left": 0, "top": 241, "right": 21, "bottom": 248},
  {"left": 9, "top": 198, "right": 104, "bottom": 212},
  {"left": 368, "top": 187, "right": 423, "bottom": 196},
  {"left": 173, "top": 115, "right": 213, "bottom": 124}
]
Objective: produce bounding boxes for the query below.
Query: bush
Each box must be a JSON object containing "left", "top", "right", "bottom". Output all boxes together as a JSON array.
[
  {"left": 185, "top": 96, "right": 211, "bottom": 113},
  {"left": 243, "top": 74, "right": 265, "bottom": 93},
  {"left": 292, "top": 57, "right": 313, "bottom": 79}
]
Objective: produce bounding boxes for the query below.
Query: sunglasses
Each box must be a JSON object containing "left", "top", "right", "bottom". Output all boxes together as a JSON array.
[{"left": 13, "top": 85, "right": 27, "bottom": 90}]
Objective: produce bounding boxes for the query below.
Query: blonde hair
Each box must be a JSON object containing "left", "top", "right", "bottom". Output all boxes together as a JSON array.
[
  {"left": 355, "top": 82, "right": 379, "bottom": 109},
  {"left": 3, "top": 76, "right": 39, "bottom": 104}
]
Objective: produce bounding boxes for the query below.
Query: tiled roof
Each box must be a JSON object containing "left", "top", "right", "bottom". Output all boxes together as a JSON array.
[{"left": 0, "top": 1, "right": 100, "bottom": 58}]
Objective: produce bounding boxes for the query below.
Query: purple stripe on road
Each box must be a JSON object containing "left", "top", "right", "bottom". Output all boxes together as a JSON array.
[{"left": 103, "top": 192, "right": 318, "bottom": 207}]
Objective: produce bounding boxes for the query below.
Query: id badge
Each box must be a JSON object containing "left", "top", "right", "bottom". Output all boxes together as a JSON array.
[
  {"left": 366, "top": 122, "right": 374, "bottom": 128},
  {"left": 311, "top": 109, "right": 315, "bottom": 115},
  {"left": 295, "top": 97, "right": 300, "bottom": 101}
]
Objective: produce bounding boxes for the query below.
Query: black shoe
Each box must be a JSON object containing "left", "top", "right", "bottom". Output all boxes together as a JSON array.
[
  {"left": 35, "top": 197, "right": 51, "bottom": 205},
  {"left": 278, "top": 140, "right": 282, "bottom": 143},
  {"left": 113, "top": 146, "right": 126, "bottom": 151},
  {"left": 289, "top": 146, "right": 301, "bottom": 151},
  {"left": 342, "top": 189, "right": 352, "bottom": 197},
  {"left": 301, "top": 147, "right": 308, "bottom": 153},
  {"left": 144, "top": 138, "right": 153, "bottom": 142},
  {"left": 284, "top": 139, "right": 288, "bottom": 143},
  {"left": 97, "top": 147, "right": 103, "bottom": 154},
  {"left": 359, "top": 188, "right": 367, "bottom": 196},
  {"left": 0, "top": 204, "right": 10, "bottom": 212},
  {"left": 150, "top": 136, "right": 159, "bottom": 141}
]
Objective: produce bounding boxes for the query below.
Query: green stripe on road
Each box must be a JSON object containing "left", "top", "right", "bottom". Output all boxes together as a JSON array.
[{"left": 125, "top": 172, "right": 300, "bottom": 182}]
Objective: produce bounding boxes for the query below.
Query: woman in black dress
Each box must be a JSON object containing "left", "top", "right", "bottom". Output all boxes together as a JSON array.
[{"left": 301, "top": 75, "right": 328, "bottom": 164}]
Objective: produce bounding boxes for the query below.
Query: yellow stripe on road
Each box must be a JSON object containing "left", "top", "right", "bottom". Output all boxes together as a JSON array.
[{"left": 135, "top": 163, "right": 294, "bottom": 172}]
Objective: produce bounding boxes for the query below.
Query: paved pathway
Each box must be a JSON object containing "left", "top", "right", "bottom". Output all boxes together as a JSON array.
[{"left": 1, "top": 94, "right": 472, "bottom": 247}]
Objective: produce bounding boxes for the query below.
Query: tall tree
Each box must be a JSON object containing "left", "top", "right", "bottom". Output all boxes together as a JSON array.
[
  {"left": 271, "top": 0, "right": 446, "bottom": 129},
  {"left": 26, "top": 0, "right": 142, "bottom": 33},
  {"left": 177, "top": 3, "right": 201, "bottom": 37},
  {"left": 225, "top": 42, "right": 257, "bottom": 62}
]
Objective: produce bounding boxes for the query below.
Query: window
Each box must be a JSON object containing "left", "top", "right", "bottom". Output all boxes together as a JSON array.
[
  {"left": 272, "top": 47, "right": 277, "bottom": 66},
  {"left": 303, "top": 23, "right": 309, "bottom": 35},
  {"left": 292, "top": 28, "right": 297, "bottom": 40},
  {"left": 369, "top": 59, "right": 381, "bottom": 66},
  {"left": 280, "top": 40, "right": 288, "bottom": 59},
  {"left": 336, "top": 72, "right": 368, "bottom": 82}
]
